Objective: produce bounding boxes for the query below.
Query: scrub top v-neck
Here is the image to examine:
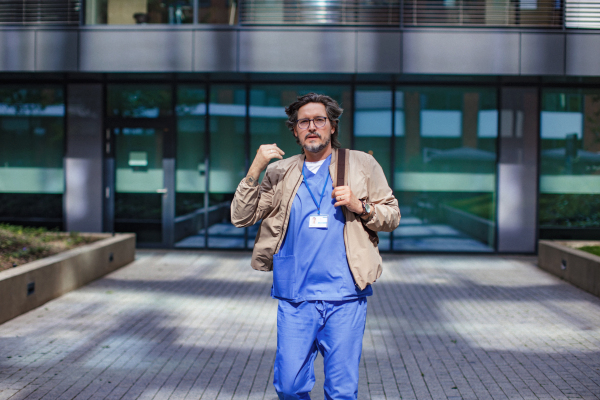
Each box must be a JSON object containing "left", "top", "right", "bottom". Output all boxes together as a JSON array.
[{"left": 271, "top": 154, "right": 373, "bottom": 302}]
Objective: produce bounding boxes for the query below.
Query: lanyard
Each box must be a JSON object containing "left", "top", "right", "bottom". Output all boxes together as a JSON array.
[{"left": 302, "top": 166, "right": 329, "bottom": 215}]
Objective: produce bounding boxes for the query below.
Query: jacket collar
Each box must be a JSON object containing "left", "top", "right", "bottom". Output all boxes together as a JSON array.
[{"left": 295, "top": 148, "right": 338, "bottom": 172}]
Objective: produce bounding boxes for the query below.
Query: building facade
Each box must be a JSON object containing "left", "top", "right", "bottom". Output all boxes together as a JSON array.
[{"left": 1, "top": 0, "right": 599, "bottom": 253}]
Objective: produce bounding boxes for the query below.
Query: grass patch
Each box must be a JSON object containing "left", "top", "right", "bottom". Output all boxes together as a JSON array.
[
  {"left": 445, "top": 194, "right": 494, "bottom": 220},
  {"left": 0, "top": 224, "right": 100, "bottom": 272},
  {"left": 577, "top": 246, "right": 600, "bottom": 257}
]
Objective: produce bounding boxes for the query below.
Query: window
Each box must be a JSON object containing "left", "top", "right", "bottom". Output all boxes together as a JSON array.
[
  {"left": 539, "top": 90, "right": 600, "bottom": 239},
  {"left": 0, "top": 86, "right": 65, "bottom": 229},
  {"left": 85, "top": 0, "right": 238, "bottom": 24},
  {"left": 392, "top": 87, "right": 498, "bottom": 251}
]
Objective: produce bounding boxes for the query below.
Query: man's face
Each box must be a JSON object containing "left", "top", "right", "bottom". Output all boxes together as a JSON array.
[{"left": 294, "top": 102, "right": 334, "bottom": 154}]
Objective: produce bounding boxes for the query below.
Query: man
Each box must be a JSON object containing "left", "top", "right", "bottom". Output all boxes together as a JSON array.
[{"left": 231, "top": 93, "right": 400, "bottom": 400}]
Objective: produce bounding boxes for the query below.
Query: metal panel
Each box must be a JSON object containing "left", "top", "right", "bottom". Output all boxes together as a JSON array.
[
  {"left": 497, "top": 87, "right": 539, "bottom": 253},
  {"left": 520, "top": 33, "right": 565, "bottom": 76},
  {"left": 0, "top": 30, "right": 34, "bottom": 70},
  {"left": 162, "top": 158, "right": 175, "bottom": 247},
  {"left": 79, "top": 30, "right": 193, "bottom": 72},
  {"left": 35, "top": 30, "right": 78, "bottom": 71},
  {"left": 565, "top": 32, "right": 600, "bottom": 76},
  {"left": 193, "top": 30, "right": 237, "bottom": 72},
  {"left": 356, "top": 31, "right": 401, "bottom": 73},
  {"left": 239, "top": 29, "right": 356, "bottom": 73},
  {"left": 65, "top": 84, "right": 104, "bottom": 233},
  {"left": 497, "top": 164, "right": 538, "bottom": 252},
  {"left": 403, "top": 30, "right": 520, "bottom": 75}
]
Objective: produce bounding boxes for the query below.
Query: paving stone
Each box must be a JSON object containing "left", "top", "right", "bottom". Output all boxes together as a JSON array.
[{"left": 1, "top": 252, "right": 600, "bottom": 399}]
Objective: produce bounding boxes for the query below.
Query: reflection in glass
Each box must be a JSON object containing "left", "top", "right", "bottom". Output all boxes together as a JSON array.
[
  {"left": 86, "top": 0, "right": 193, "bottom": 24},
  {"left": 114, "top": 127, "right": 164, "bottom": 243},
  {"left": 107, "top": 85, "right": 172, "bottom": 118},
  {"left": 353, "top": 88, "right": 393, "bottom": 250},
  {"left": 199, "top": 0, "right": 239, "bottom": 24},
  {"left": 174, "top": 86, "right": 207, "bottom": 247},
  {"left": 539, "top": 90, "right": 600, "bottom": 239},
  {"left": 208, "top": 85, "right": 247, "bottom": 248},
  {"left": 393, "top": 87, "right": 498, "bottom": 252},
  {"left": 0, "top": 86, "right": 65, "bottom": 229}
]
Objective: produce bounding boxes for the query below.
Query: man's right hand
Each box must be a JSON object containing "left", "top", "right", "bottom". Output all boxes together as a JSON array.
[{"left": 246, "top": 144, "right": 285, "bottom": 186}]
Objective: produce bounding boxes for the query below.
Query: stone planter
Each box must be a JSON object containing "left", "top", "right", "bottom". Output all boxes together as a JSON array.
[
  {"left": 538, "top": 240, "right": 600, "bottom": 297},
  {"left": 0, "top": 233, "right": 135, "bottom": 325}
]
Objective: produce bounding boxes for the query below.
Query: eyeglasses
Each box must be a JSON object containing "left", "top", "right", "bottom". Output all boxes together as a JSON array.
[{"left": 296, "top": 116, "right": 328, "bottom": 130}]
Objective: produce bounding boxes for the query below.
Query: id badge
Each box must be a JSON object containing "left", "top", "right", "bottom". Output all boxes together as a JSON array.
[{"left": 309, "top": 214, "right": 328, "bottom": 229}]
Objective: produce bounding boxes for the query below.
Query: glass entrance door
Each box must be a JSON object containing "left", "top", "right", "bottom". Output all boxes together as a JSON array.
[
  {"left": 104, "top": 84, "right": 175, "bottom": 247},
  {"left": 108, "top": 122, "right": 174, "bottom": 246}
]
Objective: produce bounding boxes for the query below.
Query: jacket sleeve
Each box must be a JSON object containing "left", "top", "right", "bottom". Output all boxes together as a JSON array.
[
  {"left": 362, "top": 155, "right": 401, "bottom": 232},
  {"left": 230, "top": 169, "right": 277, "bottom": 228}
]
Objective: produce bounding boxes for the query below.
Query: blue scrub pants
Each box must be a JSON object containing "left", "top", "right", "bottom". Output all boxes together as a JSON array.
[{"left": 273, "top": 298, "right": 368, "bottom": 400}]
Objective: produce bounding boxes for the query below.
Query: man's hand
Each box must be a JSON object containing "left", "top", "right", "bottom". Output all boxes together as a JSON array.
[
  {"left": 332, "top": 186, "right": 363, "bottom": 214},
  {"left": 246, "top": 144, "right": 285, "bottom": 186}
]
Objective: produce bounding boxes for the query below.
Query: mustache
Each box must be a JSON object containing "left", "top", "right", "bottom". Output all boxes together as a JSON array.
[{"left": 304, "top": 132, "right": 322, "bottom": 140}]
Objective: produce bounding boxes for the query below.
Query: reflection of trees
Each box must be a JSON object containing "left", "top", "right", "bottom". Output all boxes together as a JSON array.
[
  {"left": 176, "top": 88, "right": 206, "bottom": 115},
  {"left": 539, "top": 194, "right": 600, "bottom": 228},
  {"left": 108, "top": 86, "right": 172, "bottom": 117},
  {"left": 585, "top": 94, "right": 600, "bottom": 150},
  {"left": 0, "top": 87, "right": 63, "bottom": 114}
]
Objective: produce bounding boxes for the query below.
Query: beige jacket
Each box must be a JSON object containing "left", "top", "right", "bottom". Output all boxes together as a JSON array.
[{"left": 230, "top": 148, "right": 401, "bottom": 290}]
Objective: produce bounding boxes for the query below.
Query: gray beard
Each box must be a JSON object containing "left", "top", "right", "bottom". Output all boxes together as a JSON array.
[{"left": 303, "top": 137, "right": 330, "bottom": 154}]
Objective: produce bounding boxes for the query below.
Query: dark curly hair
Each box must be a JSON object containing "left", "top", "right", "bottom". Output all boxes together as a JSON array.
[{"left": 284, "top": 93, "right": 343, "bottom": 150}]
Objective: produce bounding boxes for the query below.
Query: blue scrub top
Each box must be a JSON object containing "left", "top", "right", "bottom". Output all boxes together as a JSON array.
[{"left": 271, "top": 154, "right": 373, "bottom": 302}]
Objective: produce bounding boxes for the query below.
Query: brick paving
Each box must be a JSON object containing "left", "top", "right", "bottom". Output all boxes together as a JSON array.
[{"left": 1, "top": 252, "right": 600, "bottom": 400}]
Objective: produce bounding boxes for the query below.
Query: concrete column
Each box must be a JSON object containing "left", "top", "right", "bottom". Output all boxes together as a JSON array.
[
  {"left": 65, "top": 84, "right": 103, "bottom": 233},
  {"left": 497, "top": 87, "right": 539, "bottom": 253}
]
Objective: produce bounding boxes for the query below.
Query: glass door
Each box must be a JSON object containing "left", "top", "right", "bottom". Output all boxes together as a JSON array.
[
  {"left": 104, "top": 84, "right": 175, "bottom": 247},
  {"left": 105, "top": 120, "right": 175, "bottom": 247}
]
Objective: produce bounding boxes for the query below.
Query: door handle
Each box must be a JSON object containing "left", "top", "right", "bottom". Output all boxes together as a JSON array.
[{"left": 156, "top": 188, "right": 168, "bottom": 194}]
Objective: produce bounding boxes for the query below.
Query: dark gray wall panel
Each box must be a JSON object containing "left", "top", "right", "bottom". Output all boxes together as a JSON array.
[
  {"left": 403, "top": 31, "right": 520, "bottom": 75},
  {"left": 565, "top": 33, "right": 600, "bottom": 76},
  {"left": 80, "top": 30, "right": 193, "bottom": 72},
  {"left": 193, "top": 30, "right": 237, "bottom": 72},
  {"left": 66, "top": 84, "right": 104, "bottom": 233},
  {"left": 239, "top": 30, "right": 356, "bottom": 73},
  {"left": 356, "top": 31, "right": 401, "bottom": 73},
  {"left": 520, "top": 33, "right": 565, "bottom": 75},
  {"left": 497, "top": 165, "right": 538, "bottom": 252},
  {"left": 0, "top": 30, "right": 34, "bottom": 71},
  {"left": 497, "top": 87, "right": 539, "bottom": 253},
  {"left": 35, "top": 30, "right": 78, "bottom": 71}
]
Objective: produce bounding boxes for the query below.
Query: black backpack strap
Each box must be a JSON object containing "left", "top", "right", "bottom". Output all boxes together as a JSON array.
[{"left": 336, "top": 148, "right": 348, "bottom": 187}]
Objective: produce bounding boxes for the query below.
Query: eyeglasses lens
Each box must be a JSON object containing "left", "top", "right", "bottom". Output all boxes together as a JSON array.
[{"left": 298, "top": 117, "right": 327, "bottom": 129}]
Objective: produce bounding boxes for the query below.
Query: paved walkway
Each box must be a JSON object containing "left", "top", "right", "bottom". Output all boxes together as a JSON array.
[{"left": 1, "top": 252, "right": 600, "bottom": 400}]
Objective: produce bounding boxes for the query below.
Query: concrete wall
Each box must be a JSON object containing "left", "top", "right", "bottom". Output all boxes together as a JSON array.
[
  {"left": 538, "top": 240, "right": 600, "bottom": 298},
  {"left": 0, "top": 234, "right": 135, "bottom": 325},
  {"left": 1, "top": 27, "right": 599, "bottom": 75}
]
